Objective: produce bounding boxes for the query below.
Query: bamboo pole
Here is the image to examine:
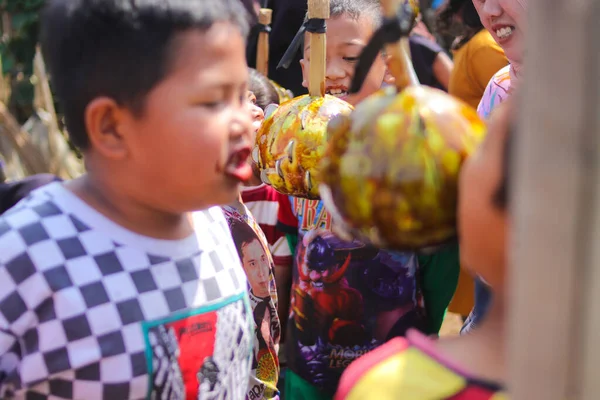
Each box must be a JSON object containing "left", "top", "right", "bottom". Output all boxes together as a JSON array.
[
  {"left": 33, "top": 46, "right": 61, "bottom": 174},
  {"left": 256, "top": 8, "right": 272, "bottom": 77},
  {"left": 507, "top": 0, "right": 600, "bottom": 398},
  {"left": 0, "top": 102, "right": 47, "bottom": 175},
  {"left": 307, "top": 0, "right": 329, "bottom": 97}
]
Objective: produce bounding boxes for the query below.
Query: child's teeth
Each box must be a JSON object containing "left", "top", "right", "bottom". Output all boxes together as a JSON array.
[
  {"left": 328, "top": 88, "right": 347, "bottom": 97},
  {"left": 496, "top": 27, "right": 513, "bottom": 39}
]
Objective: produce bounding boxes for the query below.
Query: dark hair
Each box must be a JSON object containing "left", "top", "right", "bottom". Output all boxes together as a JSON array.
[
  {"left": 437, "top": 0, "right": 484, "bottom": 49},
  {"left": 41, "top": 0, "right": 249, "bottom": 150},
  {"left": 492, "top": 122, "right": 513, "bottom": 210},
  {"left": 248, "top": 69, "right": 280, "bottom": 110},
  {"left": 305, "top": 0, "right": 382, "bottom": 28},
  {"left": 229, "top": 219, "right": 263, "bottom": 258}
]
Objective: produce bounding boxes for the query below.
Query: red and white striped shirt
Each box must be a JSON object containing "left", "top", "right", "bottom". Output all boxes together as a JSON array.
[{"left": 241, "top": 184, "right": 293, "bottom": 266}]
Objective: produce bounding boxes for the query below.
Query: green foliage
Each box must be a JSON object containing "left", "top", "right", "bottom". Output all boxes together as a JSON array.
[{"left": 0, "top": 0, "right": 45, "bottom": 122}]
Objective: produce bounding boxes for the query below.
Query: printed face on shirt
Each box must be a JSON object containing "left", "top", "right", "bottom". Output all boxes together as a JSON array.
[
  {"left": 472, "top": 0, "right": 526, "bottom": 64},
  {"left": 458, "top": 100, "right": 510, "bottom": 289},
  {"left": 300, "top": 13, "right": 391, "bottom": 106},
  {"left": 241, "top": 238, "right": 271, "bottom": 297},
  {"left": 116, "top": 24, "right": 253, "bottom": 211}
]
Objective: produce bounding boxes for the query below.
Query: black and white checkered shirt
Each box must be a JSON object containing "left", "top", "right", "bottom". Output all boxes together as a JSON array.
[{"left": 0, "top": 183, "right": 253, "bottom": 399}]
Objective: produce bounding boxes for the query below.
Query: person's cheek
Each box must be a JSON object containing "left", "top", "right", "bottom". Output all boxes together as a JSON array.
[{"left": 251, "top": 105, "right": 264, "bottom": 134}]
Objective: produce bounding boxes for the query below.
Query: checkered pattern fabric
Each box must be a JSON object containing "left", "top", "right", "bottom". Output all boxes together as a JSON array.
[{"left": 0, "top": 183, "right": 252, "bottom": 399}]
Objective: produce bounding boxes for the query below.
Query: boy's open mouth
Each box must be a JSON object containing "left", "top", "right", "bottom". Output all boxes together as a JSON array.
[
  {"left": 494, "top": 25, "right": 516, "bottom": 40},
  {"left": 326, "top": 87, "right": 348, "bottom": 99},
  {"left": 224, "top": 147, "right": 252, "bottom": 182}
]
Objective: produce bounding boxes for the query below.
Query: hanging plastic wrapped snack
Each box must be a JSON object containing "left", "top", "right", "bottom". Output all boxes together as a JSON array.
[
  {"left": 319, "top": 0, "right": 486, "bottom": 250},
  {"left": 254, "top": 0, "right": 354, "bottom": 199}
]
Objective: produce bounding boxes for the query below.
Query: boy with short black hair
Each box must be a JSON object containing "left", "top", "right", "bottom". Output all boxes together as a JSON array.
[{"left": 0, "top": 0, "right": 255, "bottom": 398}]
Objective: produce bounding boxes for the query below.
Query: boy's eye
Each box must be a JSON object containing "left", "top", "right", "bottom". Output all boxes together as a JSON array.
[
  {"left": 343, "top": 56, "right": 360, "bottom": 64},
  {"left": 199, "top": 101, "right": 223, "bottom": 109},
  {"left": 246, "top": 92, "right": 257, "bottom": 105}
]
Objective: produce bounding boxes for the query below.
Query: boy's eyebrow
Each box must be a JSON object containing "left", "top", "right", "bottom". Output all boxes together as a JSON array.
[{"left": 304, "top": 40, "right": 367, "bottom": 52}]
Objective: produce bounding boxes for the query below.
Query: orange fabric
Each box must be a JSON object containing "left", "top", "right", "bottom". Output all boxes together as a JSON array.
[
  {"left": 447, "top": 30, "right": 507, "bottom": 316},
  {"left": 448, "top": 30, "right": 508, "bottom": 110},
  {"left": 448, "top": 267, "right": 475, "bottom": 316}
]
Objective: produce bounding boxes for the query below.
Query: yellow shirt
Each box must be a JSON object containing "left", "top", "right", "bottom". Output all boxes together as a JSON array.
[{"left": 448, "top": 30, "right": 508, "bottom": 109}]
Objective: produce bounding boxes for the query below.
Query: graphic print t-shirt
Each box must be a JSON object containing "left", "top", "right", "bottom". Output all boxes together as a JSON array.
[
  {"left": 278, "top": 198, "right": 427, "bottom": 394},
  {"left": 222, "top": 204, "right": 280, "bottom": 399},
  {"left": 0, "top": 183, "right": 252, "bottom": 400},
  {"left": 241, "top": 184, "right": 293, "bottom": 267},
  {"left": 477, "top": 65, "right": 511, "bottom": 119}
]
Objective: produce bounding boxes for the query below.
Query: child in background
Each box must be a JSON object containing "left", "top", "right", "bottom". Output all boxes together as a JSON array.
[
  {"left": 336, "top": 99, "right": 515, "bottom": 400},
  {"left": 243, "top": 69, "right": 294, "bottom": 339},
  {"left": 278, "top": 1, "right": 461, "bottom": 398},
  {"left": 221, "top": 69, "right": 292, "bottom": 398},
  {"left": 0, "top": 1, "right": 255, "bottom": 398},
  {"left": 463, "top": 0, "right": 526, "bottom": 334}
]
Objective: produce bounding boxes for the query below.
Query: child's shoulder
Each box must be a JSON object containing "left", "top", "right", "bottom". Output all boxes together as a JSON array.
[
  {"left": 0, "top": 182, "right": 69, "bottom": 259},
  {"left": 490, "top": 65, "right": 511, "bottom": 86},
  {"left": 336, "top": 331, "right": 506, "bottom": 400},
  {"left": 478, "top": 65, "right": 512, "bottom": 118}
]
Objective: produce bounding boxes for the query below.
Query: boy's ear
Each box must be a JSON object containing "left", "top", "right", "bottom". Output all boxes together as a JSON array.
[
  {"left": 84, "top": 98, "right": 129, "bottom": 160},
  {"left": 299, "top": 58, "right": 309, "bottom": 89}
]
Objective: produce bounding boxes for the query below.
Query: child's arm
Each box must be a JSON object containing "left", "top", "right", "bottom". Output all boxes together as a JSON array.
[
  {"left": 272, "top": 236, "right": 293, "bottom": 342},
  {"left": 433, "top": 52, "right": 454, "bottom": 90},
  {"left": 418, "top": 242, "right": 461, "bottom": 334}
]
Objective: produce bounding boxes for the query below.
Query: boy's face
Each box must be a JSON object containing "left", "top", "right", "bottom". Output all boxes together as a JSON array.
[
  {"left": 120, "top": 24, "right": 252, "bottom": 211},
  {"left": 300, "top": 14, "right": 390, "bottom": 107},
  {"left": 247, "top": 91, "right": 265, "bottom": 140},
  {"left": 241, "top": 238, "right": 271, "bottom": 297},
  {"left": 458, "top": 101, "right": 511, "bottom": 290}
]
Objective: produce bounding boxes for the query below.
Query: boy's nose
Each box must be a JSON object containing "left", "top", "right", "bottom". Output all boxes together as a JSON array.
[
  {"left": 483, "top": 0, "right": 503, "bottom": 17},
  {"left": 251, "top": 104, "right": 264, "bottom": 123},
  {"left": 326, "top": 60, "right": 346, "bottom": 81}
]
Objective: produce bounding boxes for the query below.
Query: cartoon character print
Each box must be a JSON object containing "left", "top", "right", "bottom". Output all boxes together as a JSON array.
[
  {"left": 288, "top": 198, "right": 427, "bottom": 391},
  {"left": 292, "top": 230, "right": 367, "bottom": 347}
]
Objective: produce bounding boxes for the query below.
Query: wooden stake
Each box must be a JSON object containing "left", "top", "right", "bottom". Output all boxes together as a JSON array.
[
  {"left": 256, "top": 8, "right": 272, "bottom": 77},
  {"left": 508, "top": 0, "right": 600, "bottom": 398},
  {"left": 0, "top": 102, "right": 47, "bottom": 175},
  {"left": 380, "top": 0, "right": 419, "bottom": 90},
  {"left": 33, "top": 46, "right": 61, "bottom": 173},
  {"left": 307, "top": 0, "right": 329, "bottom": 97}
]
